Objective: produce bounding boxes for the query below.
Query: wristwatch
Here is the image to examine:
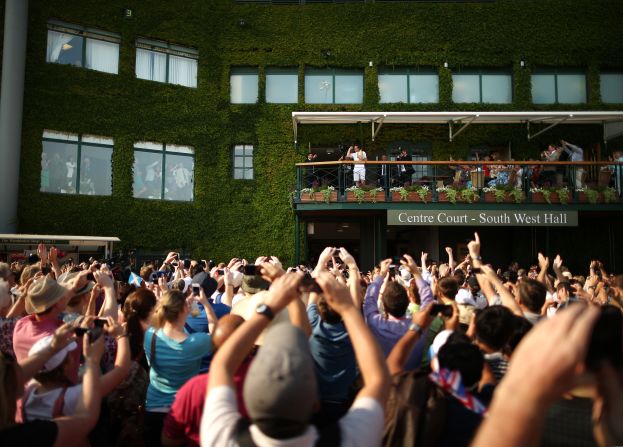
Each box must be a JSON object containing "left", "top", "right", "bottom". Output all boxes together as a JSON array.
[
  {"left": 408, "top": 322, "right": 423, "bottom": 335},
  {"left": 472, "top": 256, "right": 482, "bottom": 261},
  {"left": 255, "top": 303, "right": 274, "bottom": 321}
]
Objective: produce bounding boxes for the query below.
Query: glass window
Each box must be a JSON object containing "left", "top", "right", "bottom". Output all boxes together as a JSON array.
[
  {"left": 46, "top": 22, "right": 119, "bottom": 74},
  {"left": 601, "top": 73, "right": 623, "bottom": 104},
  {"left": 379, "top": 69, "right": 439, "bottom": 104},
  {"left": 266, "top": 67, "right": 298, "bottom": 103},
  {"left": 531, "top": 70, "right": 587, "bottom": 104},
  {"left": 231, "top": 67, "right": 259, "bottom": 103},
  {"left": 453, "top": 70, "right": 512, "bottom": 104},
  {"left": 305, "top": 68, "right": 363, "bottom": 104},
  {"left": 135, "top": 38, "right": 198, "bottom": 88},
  {"left": 41, "top": 130, "right": 113, "bottom": 196},
  {"left": 233, "top": 144, "right": 254, "bottom": 180},
  {"left": 133, "top": 142, "right": 194, "bottom": 201}
]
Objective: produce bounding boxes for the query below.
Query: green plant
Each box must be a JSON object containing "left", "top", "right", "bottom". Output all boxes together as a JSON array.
[
  {"left": 483, "top": 186, "right": 507, "bottom": 203},
  {"left": 390, "top": 185, "right": 431, "bottom": 203},
  {"left": 507, "top": 188, "right": 525, "bottom": 204},
  {"left": 577, "top": 187, "right": 600, "bottom": 204},
  {"left": 437, "top": 185, "right": 478, "bottom": 204},
  {"left": 556, "top": 187, "right": 570, "bottom": 205},
  {"left": 603, "top": 187, "right": 618, "bottom": 203},
  {"left": 346, "top": 185, "right": 383, "bottom": 204}
]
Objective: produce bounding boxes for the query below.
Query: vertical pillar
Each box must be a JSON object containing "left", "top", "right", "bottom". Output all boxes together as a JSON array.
[
  {"left": 0, "top": 0, "right": 29, "bottom": 232},
  {"left": 294, "top": 213, "right": 300, "bottom": 266}
]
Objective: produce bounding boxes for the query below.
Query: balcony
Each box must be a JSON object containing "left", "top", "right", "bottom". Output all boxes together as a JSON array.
[{"left": 294, "top": 160, "right": 623, "bottom": 209}]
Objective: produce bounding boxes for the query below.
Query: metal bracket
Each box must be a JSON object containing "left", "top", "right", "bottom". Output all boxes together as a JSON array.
[
  {"left": 293, "top": 115, "right": 298, "bottom": 144},
  {"left": 527, "top": 116, "right": 570, "bottom": 140},
  {"left": 371, "top": 115, "right": 385, "bottom": 141},
  {"left": 449, "top": 115, "right": 477, "bottom": 142}
]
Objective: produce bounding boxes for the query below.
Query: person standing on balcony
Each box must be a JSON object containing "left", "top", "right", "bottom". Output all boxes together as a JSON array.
[
  {"left": 561, "top": 140, "right": 584, "bottom": 189},
  {"left": 347, "top": 144, "right": 367, "bottom": 187}
]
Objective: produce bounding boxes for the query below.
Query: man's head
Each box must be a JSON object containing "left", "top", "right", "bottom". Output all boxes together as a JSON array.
[
  {"left": 437, "top": 342, "right": 484, "bottom": 389},
  {"left": 556, "top": 281, "right": 573, "bottom": 302},
  {"left": 518, "top": 279, "right": 546, "bottom": 313},
  {"left": 475, "top": 306, "right": 515, "bottom": 352},
  {"left": 212, "top": 314, "right": 245, "bottom": 350},
  {"left": 438, "top": 277, "right": 459, "bottom": 301},
  {"left": 26, "top": 277, "right": 68, "bottom": 316},
  {"left": 243, "top": 323, "right": 317, "bottom": 438},
  {"left": 382, "top": 282, "right": 409, "bottom": 318},
  {"left": 316, "top": 295, "right": 342, "bottom": 324}
]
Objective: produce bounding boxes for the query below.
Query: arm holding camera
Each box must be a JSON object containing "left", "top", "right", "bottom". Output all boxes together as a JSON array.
[
  {"left": 313, "top": 246, "right": 336, "bottom": 277},
  {"left": 94, "top": 270, "right": 117, "bottom": 319},
  {"left": 401, "top": 254, "right": 434, "bottom": 308},
  {"left": 98, "top": 316, "right": 131, "bottom": 396},
  {"left": 386, "top": 304, "right": 433, "bottom": 375},
  {"left": 363, "top": 259, "right": 392, "bottom": 323},
  {"left": 197, "top": 287, "right": 218, "bottom": 334},
  {"left": 340, "top": 247, "right": 363, "bottom": 308},
  {"left": 473, "top": 305, "right": 600, "bottom": 447}
]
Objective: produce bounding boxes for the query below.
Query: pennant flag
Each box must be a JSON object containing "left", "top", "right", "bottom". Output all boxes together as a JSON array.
[{"left": 129, "top": 272, "right": 143, "bottom": 287}]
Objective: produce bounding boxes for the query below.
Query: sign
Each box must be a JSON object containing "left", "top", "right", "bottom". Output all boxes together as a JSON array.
[{"left": 387, "top": 210, "right": 578, "bottom": 227}]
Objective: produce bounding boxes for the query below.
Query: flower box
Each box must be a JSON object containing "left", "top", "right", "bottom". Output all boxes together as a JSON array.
[
  {"left": 299, "top": 190, "right": 338, "bottom": 203},
  {"left": 390, "top": 191, "right": 432, "bottom": 202},
  {"left": 346, "top": 191, "right": 385, "bottom": 203},
  {"left": 576, "top": 191, "right": 603, "bottom": 204},
  {"left": 437, "top": 190, "right": 480, "bottom": 204},
  {"left": 531, "top": 191, "right": 570, "bottom": 204}
]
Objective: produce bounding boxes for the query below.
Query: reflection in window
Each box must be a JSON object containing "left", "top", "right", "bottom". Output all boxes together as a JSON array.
[
  {"left": 231, "top": 67, "right": 259, "bottom": 103},
  {"left": 46, "top": 21, "right": 119, "bottom": 74},
  {"left": 379, "top": 69, "right": 439, "bottom": 103},
  {"left": 233, "top": 144, "right": 254, "bottom": 180},
  {"left": 41, "top": 131, "right": 113, "bottom": 195},
  {"left": 531, "top": 70, "right": 587, "bottom": 104},
  {"left": 266, "top": 67, "right": 298, "bottom": 103},
  {"left": 135, "top": 38, "right": 198, "bottom": 88},
  {"left": 133, "top": 142, "right": 194, "bottom": 201},
  {"left": 305, "top": 68, "right": 363, "bottom": 104},
  {"left": 601, "top": 73, "right": 623, "bottom": 104},
  {"left": 452, "top": 70, "right": 512, "bottom": 104}
]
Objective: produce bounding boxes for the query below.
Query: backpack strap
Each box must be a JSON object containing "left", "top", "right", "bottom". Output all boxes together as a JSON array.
[
  {"left": 51, "top": 387, "right": 68, "bottom": 418},
  {"left": 233, "top": 418, "right": 255, "bottom": 447},
  {"left": 21, "top": 383, "right": 36, "bottom": 422}
]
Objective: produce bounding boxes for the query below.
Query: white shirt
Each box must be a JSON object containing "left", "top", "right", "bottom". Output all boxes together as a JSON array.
[
  {"left": 351, "top": 151, "right": 367, "bottom": 171},
  {"left": 22, "top": 381, "right": 82, "bottom": 421},
  {"left": 201, "top": 386, "right": 384, "bottom": 447}
]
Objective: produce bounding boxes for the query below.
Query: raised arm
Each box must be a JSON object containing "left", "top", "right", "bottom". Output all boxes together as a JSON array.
[
  {"left": 312, "top": 246, "right": 336, "bottom": 277},
  {"left": 386, "top": 305, "right": 433, "bottom": 375},
  {"left": 95, "top": 270, "right": 117, "bottom": 319},
  {"left": 316, "top": 272, "right": 390, "bottom": 403},
  {"left": 445, "top": 247, "right": 457, "bottom": 270},
  {"left": 198, "top": 287, "right": 218, "bottom": 334},
  {"left": 401, "top": 254, "right": 434, "bottom": 307},
  {"left": 339, "top": 247, "right": 363, "bottom": 308},
  {"left": 98, "top": 317, "right": 131, "bottom": 396},
  {"left": 537, "top": 253, "right": 554, "bottom": 293},
  {"left": 481, "top": 265, "right": 523, "bottom": 316}
]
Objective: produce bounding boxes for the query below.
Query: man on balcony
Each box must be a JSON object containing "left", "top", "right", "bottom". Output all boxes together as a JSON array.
[{"left": 561, "top": 139, "right": 584, "bottom": 189}]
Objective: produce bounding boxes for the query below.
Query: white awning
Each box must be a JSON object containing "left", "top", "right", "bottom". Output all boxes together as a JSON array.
[{"left": 291, "top": 111, "right": 623, "bottom": 142}]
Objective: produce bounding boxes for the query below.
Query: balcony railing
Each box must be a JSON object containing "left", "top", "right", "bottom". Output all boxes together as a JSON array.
[{"left": 294, "top": 160, "right": 623, "bottom": 204}]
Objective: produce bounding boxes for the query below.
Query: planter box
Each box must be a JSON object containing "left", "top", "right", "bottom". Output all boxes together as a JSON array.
[
  {"left": 391, "top": 191, "right": 432, "bottom": 203},
  {"left": 346, "top": 191, "right": 385, "bottom": 203},
  {"left": 531, "top": 191, "right": 571, "bottom": 204},
  {"left": 299, "top": 191, "right": 338, "bottom": 203},
  {"left": 576, "top": 191, "right": 603, "bottom": 204},
  {"left": 437, "top": 191, "right": 480, "bottom": 204},
  {"left": 484, "top": 191, "right": 524, "bottom": 204}
]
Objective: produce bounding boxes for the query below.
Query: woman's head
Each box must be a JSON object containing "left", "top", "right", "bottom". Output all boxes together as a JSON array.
[
  {"left": 154, "top": 290, "right": 188, "bottom": 329},
  {"left": 122, "top": 289, "right": 157, "bottom": 359}
]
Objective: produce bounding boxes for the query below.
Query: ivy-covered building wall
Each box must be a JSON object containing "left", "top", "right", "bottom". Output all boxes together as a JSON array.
[{"left": 5, "top": 0, "right": 623, "bottom": 263}]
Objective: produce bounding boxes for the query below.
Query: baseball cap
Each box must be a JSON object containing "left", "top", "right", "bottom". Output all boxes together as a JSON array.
[{"left": 28, "top": 335, "right": 78, "bottom": 372}]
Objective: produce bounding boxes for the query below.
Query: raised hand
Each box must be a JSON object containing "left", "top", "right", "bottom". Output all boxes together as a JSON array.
[
  {"left": 468, "top": 232, "right": 481, "bottom": 258},
  {"left": 315, "top": 271, "right": 355, "bottom": 315},
  {"left": 263, "top": 271, "right": 303, "bottom": 314}
]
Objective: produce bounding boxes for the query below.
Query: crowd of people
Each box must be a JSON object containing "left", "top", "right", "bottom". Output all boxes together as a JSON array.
[{"left": 0, "top": 238, "right": 622, "bottom": 446}]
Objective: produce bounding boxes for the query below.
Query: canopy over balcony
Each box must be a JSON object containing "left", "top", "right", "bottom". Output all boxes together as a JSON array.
[{"left": 291, "top": 111, "right": 623, "bottom": 143}]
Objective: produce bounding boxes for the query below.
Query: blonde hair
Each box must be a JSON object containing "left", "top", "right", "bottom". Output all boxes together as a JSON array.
[{"left": 153, "top": 290, "right": 186, "bottom": 328}]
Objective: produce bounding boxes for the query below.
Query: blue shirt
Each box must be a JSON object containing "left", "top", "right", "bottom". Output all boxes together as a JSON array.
[
  {"left": 307, "top": 303, "right": 357, "bottom": 402},
  {"left": 144, "top": 327, "right": 212, "bottom": 409},
  {"left": 185, "top": 301, "right": 231, "bottom": 373}
]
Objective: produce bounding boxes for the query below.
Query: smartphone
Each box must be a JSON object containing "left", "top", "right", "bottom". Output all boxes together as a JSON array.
[
  {"left": 93, "top": 318, "right": 108, "bottom": 328},
  {"left": 149, "top": 272, "right": 158, "bottom": 282},
  {"left": 183, "top": 259, "right": 191, "bottom": 270},
  {"left": 192, "top": 284, "right": 200, "bottom": 296},
  {"left": 201, "top": 259, "right": 208, "bottom": 268},
  {"left": 86, "top": 272, "right": 95, "bottom": 281},
  {"left": 388, "top": 265, "right": 397, "bottom": 278},
  {"left": 88, "top": 326, "right": 103, "bottom": 343},
  {"left": 429, "top": 303, "right": 453, "bottom": 317},
  {"left": 299, "top": 273, "right": 322, "bottom": 294},
  {"left": 471, "top": 267, "right": 482, "bottom": 274},
  {"left": 74, "top": 327, "right": 88, "bottom": 337},
  {"left": 171, "top": 262, "right": 179, "bottom": 267},
  {"left": 208, "top": 259, "right": 216, "bottom": 270},
  {"left": 243, "top": 264, "right": 258, "bottom": 276},
  {"left": 216, "top": 269, "right": 225, "bottom": 275}
]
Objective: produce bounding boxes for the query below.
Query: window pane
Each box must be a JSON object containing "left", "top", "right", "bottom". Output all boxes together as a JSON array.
[
  {"left": 82, "top": 135, "right": 113, "bottom": 145},
  {"left": 245, "top": 156, "right": 253, "bottom": 168},
  {"left": 234, "top": 146, "right": 244, "bottom": 156},
  {"left": 234, "top": 168, "right": 244, "bottom": 179},
  {"left": 85, "top": 39, "right": 119, "bottom": 74},
  {"left": 164, "top": 155, "right": 194, "bottom": 201},
  {"left": 234, "top": 156, "right": 245, "bottom": 168},
  {"left": 47, "top": 31, "right": 83, "bottom": 67},
  {"left": 244, "top": 146, "right": 253, "bottom": 156},
  {"left": 80, "top": 145, "right": 112, "bottom": 196},
  {"left": 379, "top": 74, "right": 408, "bottom": 103},
  {"left": 135, "top": 141, "right": 163, "bottom": 151},
  {"left": 532, "top": 74, "right": 556, "bottom": 104},
  {"left": 409, "top": 74, "right": 439, "bottom": 103},
  {"left": 557, "top": 74, "right": 586, "bottom": 103},
  {"left": 482, "top": 74, "right": 512, "bottom": 104},
  {"left": 245, "top": 168, "right": 254, "bottom": 180},
  {"left": 452, "top": 74, "right": 480, "bottom": 103},
  {"left": 133, "top": 151, "right": 162, "bottom": 199},
  {"left": 166, "top": 144, "right": 194, "bottom": 154},
  {"left": 41, "top": 140, "right": 79, "bottom": 194},
  {"left": 43, "top": 130, "right": 79, "bottom": 141},
  {"left": 266, "top": 69, "right": 298, "bottom": 103},
  {"left": 335, "top": 73, "right": 363, "bottom": 104},
  {"left": 305, "top": 71, "right": 333, "bottom": 104},
  {"left": 169, "top": 55, "right": 197, "bottom": 88},
  {"left": 231, "top": 70, "right": 259, "bottom": 103},
  {"left": 136, "top": 48, "right": 167, "bottom": 83},
  {"left": 601, "top": 73, "right": 623, "bottom": 103}
]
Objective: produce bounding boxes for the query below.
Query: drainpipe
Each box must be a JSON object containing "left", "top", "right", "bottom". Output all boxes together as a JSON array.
[{"left": 0, "top": 0, "right": 29, "bottom": 232}]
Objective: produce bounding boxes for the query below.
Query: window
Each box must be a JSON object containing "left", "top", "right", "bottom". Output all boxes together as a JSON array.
[
  {"left": 305, "top": 68, "right": 363, "bottom": 104},
  {"left": 531, "top": 69, "right": 587, "bottom": 104},
  {"left": 378, "top": 68, "right": 439, "bottom": 103},
  {"left": 41, "top": 130, "right": 113, "bottom": 196},
  {"left": 452, "top": 70, "right": 512, "bottom": 104},
  {"left": 135, "top": 38, "right": 198, "bottom": 88},
  {"left": 231, "top": 67, "right": 259, "bottom": 103},
  {"left": 46, "top": 21, "right": 119, "bottom": 74},
  {"left": 266, "top": 67, "right": 298, "bottom": 103},
  {"left": 601, "top": 72, "right": 623, "bottom": 104},
  {"left": 233, "top": 144, "right": 254, "bottom": 180},
  {"left": 133, "top": 142, "right": 194, "bottom": 201}
]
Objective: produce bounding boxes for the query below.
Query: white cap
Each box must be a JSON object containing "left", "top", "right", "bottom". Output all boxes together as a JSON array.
[{"left": 28, "top": 335, "right": 78, "bottom": 372}]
